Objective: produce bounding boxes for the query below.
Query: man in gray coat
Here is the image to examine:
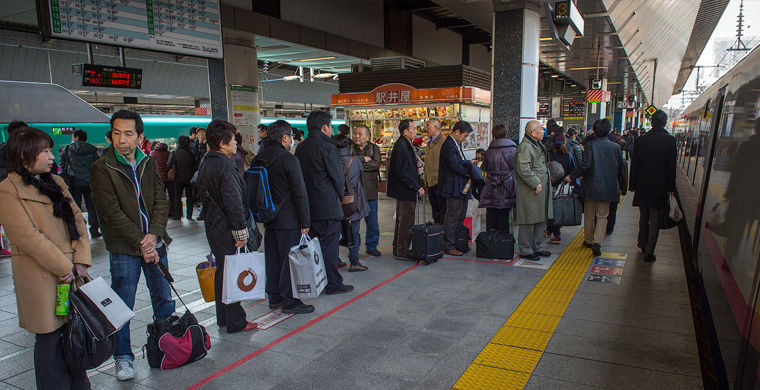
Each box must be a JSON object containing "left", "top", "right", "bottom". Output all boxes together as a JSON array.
[
  {"left": 568, "top": 119, "right": 627, "bottom": 256},
  {"left": 514, "top": 120, "right": 553, "bottom": 261}
]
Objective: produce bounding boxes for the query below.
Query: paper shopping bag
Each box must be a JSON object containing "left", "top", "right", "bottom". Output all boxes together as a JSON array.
[
  {"left": 76, "top": 276, "right": 135, "bottom": 336},
  {"left": 222, "top": 248, "right": 266, "bottom": 304},
  {"left": 289, "top": 234, "right": 327, "bottom": 299}
]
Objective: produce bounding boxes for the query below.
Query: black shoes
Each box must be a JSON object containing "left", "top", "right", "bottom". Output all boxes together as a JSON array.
[
  {"left": 282, "top": 302, "right": 315, "bottom": 314},
  {"left": 366, "top": 249, "right": 382, "bottom": 257},
  {"left": 393, "top": 252, "right": 415, "bottom": 262},
  {"left": 269, "top": 300, "right": 283, "bottom": 310},
  {"left": 582, "top": 242, "right": 593, "bottom": 248},
  {"left": 644, "top": 254, "right": 657, "bottom": 262},
  {"left": 521, "top": 253, "right": 541, "bottom": 261},
  {"left": 535, "top": 251, "right": 551, "bottom": 257},
  {"left": 591, "top": 244, "right": 602, "bottom": 257},
  {"left": 325, "top": 284, "right": 354, "bottom": 295},
  {"left": 348, "top": 263, "right": 368, "bottom": 272}
]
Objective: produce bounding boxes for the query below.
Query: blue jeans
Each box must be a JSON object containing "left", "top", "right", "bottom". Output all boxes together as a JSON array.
[
  {"left": 349, "top": 219, "right": 362, "bottom": 265},
  {"left": 364, "top": 199, "right": 379, "bottom": 252},
  {"left": 109, "top": 252, "right": 175, "bottom": 361}
]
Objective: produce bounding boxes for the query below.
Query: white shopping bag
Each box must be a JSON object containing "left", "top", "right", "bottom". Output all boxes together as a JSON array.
[
  {"left": 77, "top": 276, "right": 135, "bottom": 335},
  {"left": 222, "top": 248, "right": 267, "bottom": 304},
  {"left": 289, "top": 234, "right": 327, "bottom": 299},
  {"left": 466, "top": 199, "right": 481, "bottom": 238}
]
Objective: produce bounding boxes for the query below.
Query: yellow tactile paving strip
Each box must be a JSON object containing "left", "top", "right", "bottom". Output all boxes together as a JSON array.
[{"left": 452, "top": 229, "right": 594, "bottom": 390}]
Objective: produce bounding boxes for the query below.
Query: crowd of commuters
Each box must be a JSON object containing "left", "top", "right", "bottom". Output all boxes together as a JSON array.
[{"left": 0, "top": 105, "right": 676, "bottom": 388}]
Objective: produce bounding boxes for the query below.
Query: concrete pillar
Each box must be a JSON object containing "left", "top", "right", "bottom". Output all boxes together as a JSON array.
[
  {"left": 491, "top": 1, "right": 541, "bottom": 141},
  {"left": 223, "top": 44, "right": 260, "bottom": 154},
  {"left": 208, "top": 58, "right": 227, "bottom": 121}
]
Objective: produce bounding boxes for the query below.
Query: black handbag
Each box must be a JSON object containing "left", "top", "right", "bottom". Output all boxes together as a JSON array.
[
  {"left": 339, "top": 218, "right": 354, "bottom": 247},
  {"left": 63, "top": 276, "right": 116, "bottom": 371}
]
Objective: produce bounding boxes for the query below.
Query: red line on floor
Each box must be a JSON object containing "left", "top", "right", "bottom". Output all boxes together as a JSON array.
[{"left": 186, "top": 262, "right": 419, "bottom": 390}]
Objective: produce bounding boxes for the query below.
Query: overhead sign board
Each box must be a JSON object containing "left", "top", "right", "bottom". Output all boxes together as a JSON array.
[
  {"left": 552, "top": 0, "right": 584, "bottom": 46},
  {"left": 82, "top": 64, "right": 142, "bottom": 89},
  {"left": 43, "top": 0, "right": 223, "bottom": 59},
  {"left": 331, "top": 83, "right": 491, "bottom": 107}
]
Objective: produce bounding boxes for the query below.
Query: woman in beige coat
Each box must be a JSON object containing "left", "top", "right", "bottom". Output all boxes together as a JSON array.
[{"left": 0, "top": 127, "right": 92, "bottom": 390}]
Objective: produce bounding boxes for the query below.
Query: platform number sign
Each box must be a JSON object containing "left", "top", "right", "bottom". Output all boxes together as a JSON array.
[
  {"left": 646, "top": 105, "right": 658, "bottom": 116},
  {"left": 554, "top": 1, "right": 570, "bottom": 20}
]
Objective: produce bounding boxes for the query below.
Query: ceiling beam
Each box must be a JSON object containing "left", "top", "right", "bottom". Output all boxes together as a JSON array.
[
  {"left": 397, "top": 0, "right": 440, "bottom": 13},
  {"left": 435, "top": 18, "right": 474, "bottom": 29}
]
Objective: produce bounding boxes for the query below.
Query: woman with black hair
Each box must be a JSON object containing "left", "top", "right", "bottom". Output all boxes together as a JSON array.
[
  {"left": 333, "top": 133, "right": 369, "bottom": 272},
  {"left": 547, "top": 131, "right": 575, "bottom": 244},
  {"left": 0, "top": 127, "right": 92, "bottom": 389}
]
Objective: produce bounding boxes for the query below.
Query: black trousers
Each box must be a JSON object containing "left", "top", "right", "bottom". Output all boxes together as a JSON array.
[
  {"left": 607, "top": 202, "right": 619, "bottom": 234},
  {"left": 212, "top": 249, "right": 247, "bottom": 332},
  {"left": 70, "top": 185, "right": 99, "bottom": 233},
  {"left": 428, "top": 186, "right": 446, "bottom": 225},
  {"left": 265, "top": 228, "right": 300, "bottom": 306},
  {"left": 392, "top": 200, "right": 416, "bottom": 257},
  {"left": 486, "top": 208, "right": 510, "bottom": 232},
  {"left": 164, "top": 180, "right": 175, "bottom": 219},
  {"left": 173, "top": 182, "right": 194, "bottom": 218},
  {"left": 638, "top": 207, "right": 663, "bottom": 256},
  {"left": 34, "top": 326, "right": 90, "bottom": 390},
  {"left": 443, "top": 197, "right": 468, "bottom": 251},
  {"left": 309, "top": 219, "right": 344, "bottom": 290}
]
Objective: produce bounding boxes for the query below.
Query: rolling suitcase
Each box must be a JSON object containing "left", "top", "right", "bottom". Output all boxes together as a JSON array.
[{"left": 411, "top": 195, "right": 443, "bottom": 264}]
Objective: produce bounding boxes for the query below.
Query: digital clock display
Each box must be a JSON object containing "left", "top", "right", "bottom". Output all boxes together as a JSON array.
[{"left": 82, "top": 64, "right": 142, "bottom": 89}]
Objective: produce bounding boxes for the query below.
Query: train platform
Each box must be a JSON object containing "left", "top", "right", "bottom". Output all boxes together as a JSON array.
[{"left": 0, "top": 186, "right": 701, "bottom": 389}]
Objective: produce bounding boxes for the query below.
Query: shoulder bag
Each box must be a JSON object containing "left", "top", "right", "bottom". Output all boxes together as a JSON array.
[{"left": 341, "top": 157, "right": 358, "bottom": 217}]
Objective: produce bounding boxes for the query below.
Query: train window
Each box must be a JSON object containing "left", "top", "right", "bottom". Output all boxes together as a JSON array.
[{"left": 703, "top": 98, "right": 712, "bottom": 119}]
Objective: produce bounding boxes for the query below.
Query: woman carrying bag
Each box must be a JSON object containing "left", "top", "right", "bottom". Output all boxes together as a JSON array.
[
  {"left": 197, "top": 120, "right": 257, "bottom": 333},
  {"left": 547, "top": 131, "right": 576, "bottom": 244},
  {"left": 0, "top": 127, "right": 92, "bottom": 390},
  {"left": 334, "top": 134, "right": 369, "bottom": 272}
]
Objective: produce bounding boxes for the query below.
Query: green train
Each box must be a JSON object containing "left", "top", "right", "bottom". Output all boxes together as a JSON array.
[{"left": 0, "top": 116, "right": 344, "bottom": 163}]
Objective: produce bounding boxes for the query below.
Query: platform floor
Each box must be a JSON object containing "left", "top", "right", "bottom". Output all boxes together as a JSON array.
[{"left": 0, "top": 186, "right": 701, "bottom": 389}]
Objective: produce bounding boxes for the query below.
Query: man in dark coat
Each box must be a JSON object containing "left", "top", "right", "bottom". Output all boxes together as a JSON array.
[
  {"left": 438, "top": 121, "right": 476, "bottom": 256},
  {"left": 295, "top": 111, "right": 353, "bottom": 295},
  {"left": 568, "top": 119, "right": 627, "bottom": 257},
  {"left": 352, "top": 124, "right": 382, "bottom": 257},
  {"left": 65, "top": 129, "right": 102, "bottom": 237},
  {"left": 387, "top": 119, "right": 424, "bottom": 260},
  {"left": 253, "top": 120, "right": 313, "bottom": 313},
  {"left": 629, "top": 110, "right": 677, "bottom": 262},
  {"left": 168, "top": 136, "right": 197, "bottom": 220}
]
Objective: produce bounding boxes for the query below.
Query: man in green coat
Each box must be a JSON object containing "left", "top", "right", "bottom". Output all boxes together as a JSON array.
[{"left": 515, "top": 120, "right": 553, "bottom": 260}]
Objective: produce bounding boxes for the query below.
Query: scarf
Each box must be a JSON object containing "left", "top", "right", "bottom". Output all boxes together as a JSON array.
[{"left": 17, "top": 169, "right": 81, "bottom": 242}]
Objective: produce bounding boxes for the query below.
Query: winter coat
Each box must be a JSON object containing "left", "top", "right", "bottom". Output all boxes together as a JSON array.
[
  {"left": 252, "top": 143, "right": 310, "bottom": 230},
  {"left": 352, "top": 142, "right": 381, "bottom": 200},
  {"left": 66, "top": 141, "right": 100, "bottom": 186},
  {"left": 90, "top": 148, "right": 171, "bottom": 255},
  {"left": 479, "top": 138, "right": 517, "bottom": 209},
  {"left": 168, "top": 146, "right": 196, "bottom": 184},
  {"left": 515, "top": 136, "right": 553, "bottom": 224},
  {"left": 339, "top": 147, "right": 369, "bottom": 222},
  {"left": 437, "top": 136, "right": 475, "bottom": 199},
  {"left": 387, "top": 135, "right": 421, "bottom": 202},
  {"left": 198, "top": 151, "right": 249, "bottom": 256},
  {"left": 151, "top": 143, "right": 170, "bottom": 183},
  {"left": 422, "top": 134, "right": 448, "bottom": 188},
  {"left": 0, "top": 143, "right": 7, "bottom": 181},
  {"left": 570, "top": 137, "right": 627, "bottom": 203},
  {"left": 566, "top": 138, "right": 583, "bottom": 166},
  {"left": 232, "top": 145, "right": 248, "bottom": 178},
  {"left": 294, "top": 130, "right": 345, "bottom": 221},
  {"left": 0, "top": 173, "right": 92, "bottom": 333},
  {"left": 629, "top": 127, "right": 676, "bottom": 208}
]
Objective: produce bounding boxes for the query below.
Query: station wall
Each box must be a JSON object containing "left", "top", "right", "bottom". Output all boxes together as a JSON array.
[
  {"left": 469, "top": 44, "right": 491, "bottom": 73},
  {"left": 280, "top": 0, "right": 385, "bottom": 48},
  {"left": 412, "top": 15, "right": 463, "bottom": 66}
]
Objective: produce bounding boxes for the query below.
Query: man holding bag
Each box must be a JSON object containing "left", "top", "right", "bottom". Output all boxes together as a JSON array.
[
  {"left": 90, "top": 110, "right": 175, "bottom": 381},
  {"left": 252, "top": 120, "right": 314, "bottom": 314}
]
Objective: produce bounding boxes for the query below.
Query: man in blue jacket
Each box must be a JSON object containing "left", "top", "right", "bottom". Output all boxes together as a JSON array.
[{"left": 438, "top": 121, "right": 476, "bottom": 256}]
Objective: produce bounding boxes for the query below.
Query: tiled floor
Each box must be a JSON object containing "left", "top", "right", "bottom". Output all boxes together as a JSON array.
[{"left": 0, "top": 185, "right": 701, "bottom": 389}]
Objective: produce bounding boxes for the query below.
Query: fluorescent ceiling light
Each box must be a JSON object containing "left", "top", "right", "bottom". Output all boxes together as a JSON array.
[
  {"left": 551, "top": 75, "right": 559, "bottom": 78},
  {"left": 294, "top": 56, "right": 337, "bottom": 62},
  {"left": 539, "top": 37, "right": 553, "bottom": 41},
  {"left": 281, "top": 75, "right": 300, "bottom": 81},
  {"left": 607, "top": 82, "right": 622, "bottom": 85},
  {"left": 566, "top": 66, "right": 608, "bottom": 71}
]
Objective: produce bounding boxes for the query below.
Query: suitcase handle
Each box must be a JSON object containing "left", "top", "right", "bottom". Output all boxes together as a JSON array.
[{"left": 415, "top": 193, "right": 427, "bottom": 225}]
